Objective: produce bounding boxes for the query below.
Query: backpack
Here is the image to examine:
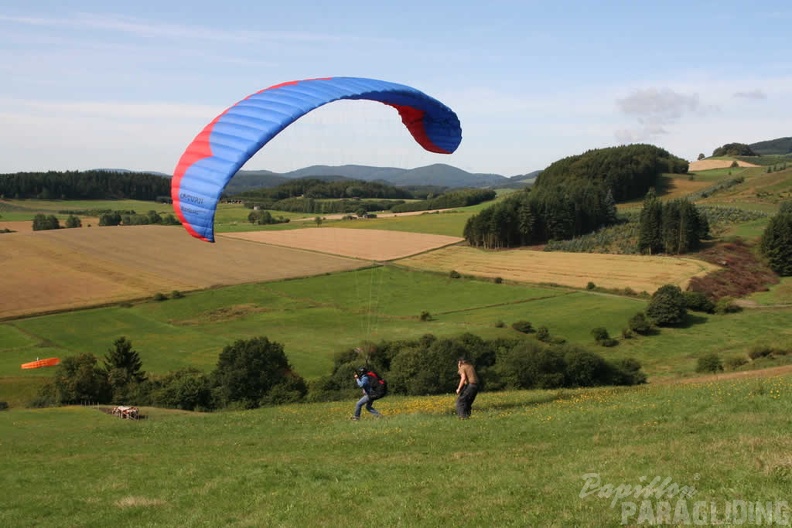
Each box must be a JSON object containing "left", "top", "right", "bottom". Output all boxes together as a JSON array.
[{"left": 365, "top": 369, "right": 388, "bottom": 400}]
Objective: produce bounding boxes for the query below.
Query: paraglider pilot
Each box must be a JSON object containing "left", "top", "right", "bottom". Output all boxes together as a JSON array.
[{"left": 351, "top": 367, "right": 382, "bottom": 421}]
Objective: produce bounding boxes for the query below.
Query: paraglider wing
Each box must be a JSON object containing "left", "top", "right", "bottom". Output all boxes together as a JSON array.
[
  {"left": 172, "top": 77, "right": 462, "bottom": 242},
  {"left": 21, "top": 357, "right": 60, "bottom": 369}
]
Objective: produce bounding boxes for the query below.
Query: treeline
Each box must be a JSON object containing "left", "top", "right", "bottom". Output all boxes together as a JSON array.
[
  {"left": 253, "top": 197, "right": 406, "bottom": 215},
  {"left": 32, "top": 333, "right": 646, "bottom": 412},
  {"left": 97, "top": 210, "right": 181, "bottom": 227},
  {"left": 390, "top": 188, "right": 496, "bottom": 213},
  {"left": 0, "top": 170, "right": 170, "bottom": 200},
  {"left": 534, "top": 144, "right": 688, "bottom": 202},
  {"left": 233, "top": 177, "right": 412, "bottom": 202},
  {"left": 34, "top": 337, "right": 307, "bottom": 411},
  {"left": 712, "top": 142, "right": 756, "bottom": 157},
  {"left": 462, "top": 144, "right": 698, "bottom": 250},
  {"left": 464, "top": 184, "right": 618, "bottom": 248}
]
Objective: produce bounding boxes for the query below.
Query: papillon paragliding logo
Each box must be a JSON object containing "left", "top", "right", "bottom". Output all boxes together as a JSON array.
[{"left": 171, "top": 77, "right": 463, "bottom": 243}]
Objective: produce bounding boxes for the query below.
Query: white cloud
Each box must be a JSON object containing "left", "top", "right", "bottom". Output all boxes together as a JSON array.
[
  {"left": 615, "top": 88, "right": 718, "bottom": 143},
  {"left": 733, "top": 89, "right": 767, "bottom": 100}
]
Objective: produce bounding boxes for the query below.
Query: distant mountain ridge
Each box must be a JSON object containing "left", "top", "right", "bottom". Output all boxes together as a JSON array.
[{"left": 222, "top": 163, "right": 522, "bottom": 194}]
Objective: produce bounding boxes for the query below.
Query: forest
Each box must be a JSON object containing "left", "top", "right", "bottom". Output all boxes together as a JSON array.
[{"left": 0, "top": 170, "right": 170, "bottom": 200}]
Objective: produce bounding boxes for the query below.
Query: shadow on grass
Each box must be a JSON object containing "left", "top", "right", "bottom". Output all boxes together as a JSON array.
[
  {"left": 478, "top": 390, "right": 567, "bottom": 412},
  {"left": 678, "top": 313, "right": 709, "bottom": 329}
]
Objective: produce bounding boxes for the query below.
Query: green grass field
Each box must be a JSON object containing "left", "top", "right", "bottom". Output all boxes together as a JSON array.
[
  {"left": 2, "top": 166, "right": 792, "bottom": 526},
  {"left": 1, "top": 374, "right": 790, "bottom": 527},
  {"left": 3, "top": 266, "right": 791, "bottom": 410}
]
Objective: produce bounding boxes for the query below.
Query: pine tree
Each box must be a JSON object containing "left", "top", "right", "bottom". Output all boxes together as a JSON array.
[
  {"left": 760, "top": 203, "right": 792, "bottom": 276},
  {"left": 638, "top": 189, "right": 663, "bottom": 254}
]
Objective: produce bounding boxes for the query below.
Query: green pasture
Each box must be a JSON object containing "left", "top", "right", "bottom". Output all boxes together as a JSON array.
[
  {"left": 3, "top": 266, "right": 792, "bottom": 408},
  {"left": 749, "top": 277, "right": 792, "bottom": 307},
  {"left": 326, "top": 209, "right": 472, "bottom": 236},
  {"left": 1, "top": 374, "right": 790, "bottom": 527}
]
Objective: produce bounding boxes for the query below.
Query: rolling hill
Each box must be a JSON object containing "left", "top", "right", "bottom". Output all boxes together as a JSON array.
[{"left": 224, "top": 163, "right": 516, "bottom": 193}]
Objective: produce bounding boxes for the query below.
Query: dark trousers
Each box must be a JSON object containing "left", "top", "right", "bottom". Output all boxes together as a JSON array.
[{"left": 456, "top": 384, "right": 479, "bottom": 418}]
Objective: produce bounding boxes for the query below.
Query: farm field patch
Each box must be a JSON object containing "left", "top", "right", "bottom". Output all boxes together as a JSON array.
[
  {"left": 0, "top": 226, "right": 366, "bottom": 319},
  {"left": 397, "top": 245, "right": 721, "bottom": 293},
  {"left": 222, "top": 227, "right": 464, "bottom": 260}
]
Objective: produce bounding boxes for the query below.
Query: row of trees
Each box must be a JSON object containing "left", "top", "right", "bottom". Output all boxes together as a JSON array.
[
  {"left": 234, "top": 177, "right": 413, "bottom": 202},
  {"left": 638, "top": 190, "right": 709, "bottom": 254},
  {"left": 312, "top": 333, "right": 646, "bottom": 401},
  {"left": 98, "top": 210, "right": 180, "bottom": 226},
  {"left": 36, "top": 332, "right": 647, "bottom": 411},
  {"left": 463, "top": 145, "right": 694, "bottom": 250},
  {"left": 0, "top": 170, "right": 170, "bottom": 200},
  {"left": 463, "top": 184, "right": 618, "bottom": 248},
  {"left": 250, "top": 197, "right": 406, "bottom": 215},
  {"left": 36, "top": 337, "right": 307, "bottom": 411},
  {"left": 390, "top": 188, "right": 497, "bottom": 213}
]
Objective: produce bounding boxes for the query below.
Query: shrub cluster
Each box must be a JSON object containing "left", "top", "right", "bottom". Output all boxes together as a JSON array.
[
  {"left": 32, "top": 336, "right": 306, "bottom": 412},
  {"left": 311, "top": 333, "right": 646, "bottom": 401}
]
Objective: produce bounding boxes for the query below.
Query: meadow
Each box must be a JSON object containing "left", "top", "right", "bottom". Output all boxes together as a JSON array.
[
  {"left": 3, "top": 265, "right": 791, "bottom": 409},
  {"left": 1, "top": 374, "right": 790, "bottom": 527},
  {"left": 2, "top": 163, "right": 792, "bottom": 526}
]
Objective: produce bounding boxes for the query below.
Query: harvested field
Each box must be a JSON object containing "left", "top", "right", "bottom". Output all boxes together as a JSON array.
[
  {"left": 223, "top": 228, "right": 464, "bottom": 261},
  {"left": 689, "top": 159, "right": 760, "bottom": 171},
  {"left": 397, "top": 246, "right": 721, "bottom": 293},
  {"left": 0, "top": 221, "right": 33, "bottom": 233},
  {"left": 0, "top": 226, "right": 366, "bottom": 319}
]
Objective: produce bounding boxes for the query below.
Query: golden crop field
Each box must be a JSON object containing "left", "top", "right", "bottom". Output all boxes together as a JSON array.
[
  {"left": 223, "top": 227, "right": 464, "bottom": 261},
  {"left": 396, "top": 245, "right": 721, "bottom": 293},
  {"left": 0, "top": 226, "right": 368, "bottom": 319}
]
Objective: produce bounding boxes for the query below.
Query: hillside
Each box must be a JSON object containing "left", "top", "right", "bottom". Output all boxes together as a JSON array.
[
  {"left": 232, "top": 163, "right": 515, "bottom": 191},
  {"left": 749, "top": 136, "right": 792, "bottom": 156}
]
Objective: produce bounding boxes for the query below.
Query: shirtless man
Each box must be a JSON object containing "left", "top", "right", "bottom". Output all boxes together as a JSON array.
[{"left": 455, "top": 357, "right": 479, "bottom": 419}]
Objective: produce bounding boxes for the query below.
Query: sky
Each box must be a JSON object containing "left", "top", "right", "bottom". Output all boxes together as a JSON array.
[{"left": 1, "top": 1, "right": 791, "bottom": 177}]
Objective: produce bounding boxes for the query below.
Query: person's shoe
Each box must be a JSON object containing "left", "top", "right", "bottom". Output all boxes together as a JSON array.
[{"left": 350, "top": 416, "right": 360, "bottom": 421}]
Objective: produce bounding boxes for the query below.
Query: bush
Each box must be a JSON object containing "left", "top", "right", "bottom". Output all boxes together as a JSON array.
[
  {"left": 590, "top": 327, "right": 618, "bottom": 347},
  {"left": 419, "top": 311, "right": 433, "bottom": 322},
  {"left": 714, "top": 297, "right": 742, "bottom": 314},
  {"left": 494, "top": 341, "right": 566, "bottom": 390},
  {"left": 449, "top": 270, "right": 461, "bottom": 279},
  {"left": 511, "top": 320, "right": 534, "bottom": 334},
  {"left": 610, "top": 358, "right": 647, "bottom": 385},
  {"left": 586, "top": 282, "right": 596, "bottom": 290},
  {"left": 646, "top": 284, "right": 687, "bottom": 326},
  {"left": 171, "top": 290, "right": 185, "bottom": 299},
  {"left": 494, "top": 277, "right": 503, "bottom": 284},
  {"left": 683, "top": 291, "right": 715, "bottom": 313},
  {"left": 50, "top": 353, "right": 112, "bottom": 404},
  {"left": 212, "top": 336, "right": 306, "bottom": 409},
  {"left": 696, "top": 353, "right": 724, "bottom": 374},
  {"left": 153, "top": 292, "right": 168, "bottom": 301},
  {"left": 150, "top": 368, "right": 214, "bottom": 411},
  {"left": 564, "top": 348, "right": 611, "bottom": 387},
  {"left": 628, "top": 312, "right": 653, "bottom": 335},
  {"left": 725, "top": 356, "right": 748, "bottom": 370}
]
